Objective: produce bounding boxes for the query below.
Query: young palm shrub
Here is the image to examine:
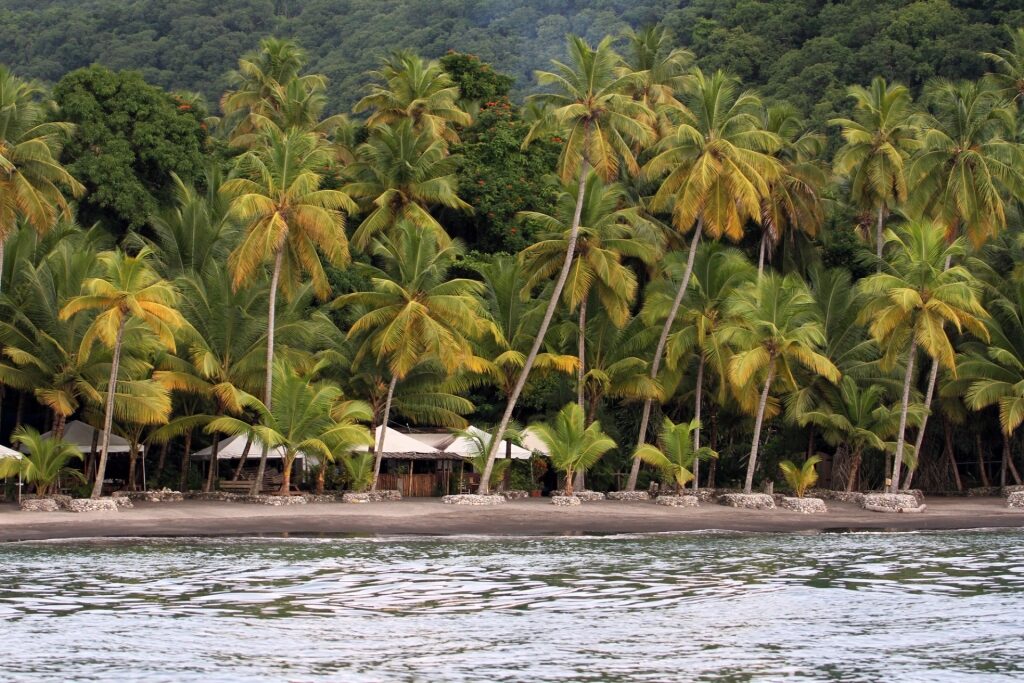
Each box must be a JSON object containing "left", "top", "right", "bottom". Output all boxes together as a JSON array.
[
  {"left": 529, "top": 403, "right": 616, "bottom": 496},
  {"left": 634, "top": 418, "right": 717, "bottom": 494},
  {"left": 316, "top": 401, "right": 374, "bottom": 494},
  {"left": 341, "top": 452, "right": 376, "bottom": 493},
  {"left": 0, "top": 427, "right": 85, "bottom": 496},
  {"left": 778, "top": 455, "right": 822, "bottom": 498}
]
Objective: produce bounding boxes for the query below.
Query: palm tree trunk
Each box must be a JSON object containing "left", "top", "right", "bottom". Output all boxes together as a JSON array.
[
  {"left": 847, "top": 445, "right": 863, "bottom": 492},
  {"left": 903, "top": 358, "right": 940, "bottom": 491},
  {"left": 977, "top": 433, "right": 990, "bottom": 487},
  {"left": 203, "top": 431, "right": 222, "bottom": 492},
  {"left": 943, "top": 417, "right": 963, "bottom": 492},
  {"left": 316, "top": 462, "right": 326, "bottom": 494},
  {"left": 743, "top": 362, "right": 776, "bottom": 494},
  {"left": 627, "top": 219, "right": 704, "bottom": 491},
  {"left": 1001, "top": 432, "right": 1010, "bottom": 488},
  {"left": 478, "top": 160, "right": 591, "bottom": 495},
  {"left": 1008, "top": 435, "right": 1022, "bottom": 485},
  {"left": 54, "top": 412, "right": 68, "bottom": 440},
  {"left": 127, "top": 436, "right": 140, "bottom": 492},
  {"left": 252, "top": 248, "right": 284, "bottom": 496},
  {"left": 0, "top": 238, "right": 5, "bottom": 293},
  {"left": 890, "top": 339, "right": 918, "bottom": 494},
  {"left": 14, "top": 392, "right": 24, "bottom": 431},
  {"left": 875, "top": 205, "right": 885, "bottom": 270},
  {"left": 155, "top": 441, "right": 169, "bottom": 482},
  {"left": 280, "top": 454, "right": 294, "bottom": 495},
  {"left": 232, "top": 437, "right": 253, "bottom": 480},
  {"left": 178, "top": 429, "right": 193, "bottom": 492},
  {"left": 691, "top": 353, "right": 705, "bottom": 492},
  {"left": 708, "top": 408, "right": 718, "bottom": 488},
  {"left": 577, "top": 296, "right": 587, "bottom": 411},
  {"left": 757, "top": 231, "right": 767, "bottom": 277},
  {"left": 91, "top": 317, "right": 127, "bottom": 498},
  {"left": 371, "top": 374, "right": 398, "bottom": 492}
]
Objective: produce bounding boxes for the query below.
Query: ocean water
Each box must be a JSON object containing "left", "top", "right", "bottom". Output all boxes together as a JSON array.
[{"left": 1, "top": 530, "right": 1022, "bottom": 681}]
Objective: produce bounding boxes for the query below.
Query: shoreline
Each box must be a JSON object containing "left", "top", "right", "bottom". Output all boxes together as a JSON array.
[{"left": 2, "top": 497, "right": 1023, "bottom": 542}]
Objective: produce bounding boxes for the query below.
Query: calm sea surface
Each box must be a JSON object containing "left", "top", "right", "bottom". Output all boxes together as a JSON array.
[{"left": 1, "top": 530, "right": 1023, "bottom": 682}]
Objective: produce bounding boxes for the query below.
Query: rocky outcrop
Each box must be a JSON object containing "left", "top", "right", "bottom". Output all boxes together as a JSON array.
[
  {"left": 66, "top": 498, "right": 120, "bottom": 513},
  {"left": 656, "top": 495, "right": 699, "bottom": 508},
  {"left": 20, "top": 497, "right": 60, "bottom": 512},
  {"left": 551, "top": 495, "right": 581, "bottom": 506},
  {"left": 860, "top": 493, "right": 927, "bottom": 513},
  {"left": 606, "top": 491, "right": 650, "bottom": 501},
  {"left": 781, "top": 497, "right": 827, "bottom": 513},
  {"left": 441, "top": 494, "right": 505, "bottom": 505},
  {"left": 718, "top": 493, "right": 776, "bottom": 510},
  {"left": 1006, "top": 491, "right": 1024, "bottom": 508}
]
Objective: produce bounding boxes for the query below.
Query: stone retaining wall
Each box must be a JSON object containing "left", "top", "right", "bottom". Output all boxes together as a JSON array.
[
  {"left": 718, "top": 493, "right": 776, "bottom": 510},
  {"left": 551, "top": 495, "right": 581, "bottom": 506},
  {"left": 66, "top": 498, "right": 120, "bottom": 513},
  {"left": 20, "top": 498, "right": 60, "bottom": 512},
  {"left": 606, "top": 491, "right": 649, "bottom": 501},
  {"left": 441, "top": 494, "right": 505, "bottom": 506},
  {"left": 781, "top": 497, "right": 827, "bottom": 513},
  {"left": 550, "top": 490, "right": 605, "bottom": 501},
  {"left": 500, "top": 490, "right": 530, "bottom": 501},
  {"left": 860, "top": 493, "right": 926, "bottom": 513},
  {"left": 656, "top": 495, "right": 699, "bottom": 508},
  {"left": 1007, "top": 491, "right": 1024, "bottom": 508},
  {"left": 125, "top": 489, "right": 184, "bottom": 503}
]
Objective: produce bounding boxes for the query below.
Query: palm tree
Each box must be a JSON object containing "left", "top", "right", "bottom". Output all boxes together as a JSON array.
[
  {"left": 830, "top": 77, "right": 920, "bottom": 264},
  {"left": 778, "top": 455, "right": 821, "bottom": 498},
  {"left": 59, "top": 248, "right": 183, "bottom": 498},
  {"left": 630, "top": 69, "right": 779, "bottom": 489},
  {"left": 519, "top": 172, "right": 660, "bottom": 409},
  {"left": 727, "top": 273, "right": 840, "bottom": 494},
  {"left": 857, "top": 222, "right": 988, "bottom": 493},
  {"left": 222, "top": 122, "right": 354, "bottom": 493},
  {"left": 619, "top": 25, "right": 693, "bottom": 141},
  {"left": 758, "top": 105, "right": 827, "bottom": 275},
  {"left": 580, "top": 313, "right": 662, "bottom": 425},
  {"left": 316, "top": 399, "right": 374, "bottom": 494},
  {"left": 0, "top": 426, "right": 84, "bottom": 496},
  {"left": 354, "top": 50, "right": 471, "bottom": 146},
  {"left": 477, "top": 35, "right": 653, "bottom": 493},
  {"left": 530, "top": 402, "right": 616, "bottom": 496},
  {"left": 0, "top": 65, "right": 84, "bottom": 290},
  {"left": 333, "top": 224, "right": 489, "bottom": 490},
  {"left": 345, "top": 121, "right": 470, "bottom": 250},
  {"left": 634, "top": 417, "right": 716, "bottom": 493},
  {"left": 982, "top": 27, "right": 1024, "bottom": 104}
]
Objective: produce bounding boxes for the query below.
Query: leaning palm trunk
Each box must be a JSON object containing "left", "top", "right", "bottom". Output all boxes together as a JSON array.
[
  {"left": 371, "top": 375, "right": 398, "bottom": 492},
  {"left": 626, "top": 219, "right": 704, "bottom": 491},
  {"left": 890, "top": 340, "right": 918, "bottom": 494},
  {"left": 91, "top": 317, "right": 127, "bottom": 498},
  {"left": 232, "top": 437, "right": 253, "bottom": 480},
  {"left": 279, "top": 454, "right": 295, "bottom": 495},
  {"left": 692, "top": 353, "right": 705, "bottom": 491},
  {"left": 577, "top": 296, "right": 587, "bottom": 411},
  {"left": 252, "top": 248, "right": 284, "bottom": 496},
  {"left": 903, "top": 359, "right": 939, "bottom": 491},
  {"left": 846, "top": 445, "right": 864, "bottom": 492},
  {"left": 743, "top": 362, "right": 776, "bottom": 494},
  {"left": 757, "top": 232, "right": 767, "bottom": 277},
  {"left": 178, "top": 429, "right": 194, "bottom": 492},
  {"left": 203, "top": 431, "right": 222, "bottom": 492},
  {"left": 477, "top": 162, "right": 591, "bottom": 494}
]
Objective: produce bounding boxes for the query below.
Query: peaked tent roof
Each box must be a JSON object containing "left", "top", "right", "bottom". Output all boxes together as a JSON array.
[
  {"left": 35, "top": 420, "right": 139, "bottom": 454},
  {"left": 192, "top": 434, "right": 292, "bottom": 461},
  {"left": 0, "top": 444, "right": 21, "bottom": 460},
  {"left": 358, "top": 426, "right": 448, "bottom": 459},
  {"left": 443, "top": 426, "right": 532, "bottom": 460}
]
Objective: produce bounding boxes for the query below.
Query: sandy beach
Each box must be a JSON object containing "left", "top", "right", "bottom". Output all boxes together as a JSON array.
[{"left": 1, "top": 496, "right": 1022, "bottom": 542}]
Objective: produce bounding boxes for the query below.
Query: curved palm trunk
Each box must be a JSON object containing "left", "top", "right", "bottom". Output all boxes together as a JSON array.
[
  {"left": 691, "top": 353, "right": 705, "bottom": 492},
  {"left": 53, "top": 412, "right": 68, "bottom": 440},
  {"left": 252, "top": 248, "right": 284, "bottom": 496},
  {"left": 280, "top": 454, "right": 295, "bottom": 495},
  {"left": 178, "top": 429, "right": 193, "bottom": 492},
  {"left": 478, "top": 161, "right": 591, "bottom": 494},
  {"left": 903, "top": 358, "right": 939, "bottom": 491},
  {"left": 91, "top": 317, "right": 127, "bottom": 498},
  {"left": 127, "top": 436, "right": 140, "bottom": 491},
  {"left": 890, "top": 340, "right": 918, "bottom": 494},
  {"left": 203, "top": 431, "right": 222, "bottom": 492},
  {"left": 577, "top": 296, "right": 587, "bottom": 411},
  {"left": 627, "top": 219, "right": 704, "bottom": 491},
  {"left": 743, "top": 362, "right": 776, "bottom": 494},
  {"left": 371, "top": 374, "right": 398, "bottom": 492},
  {"left": 232, "top": 437, "right": 253, "bottom": 481},
  {"left": 943, "top": 417, "right": 963, "bottom": 492},
  {"left": 757, "top": 231, "right": 767, "bottom": 277},
  {"left": 846, "top": 445, "right": 864, "bottom": 493},
  {"left": 316, "top": 462, "right": 327, "bottom": 494}
]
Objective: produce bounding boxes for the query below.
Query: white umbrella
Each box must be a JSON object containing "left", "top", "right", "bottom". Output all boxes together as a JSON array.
[
  {"left": 0, "top": 444, "right": 24, "bottom": 503},
  {"left": 443, "top": 426, "right": 532, "bottom": 460}
]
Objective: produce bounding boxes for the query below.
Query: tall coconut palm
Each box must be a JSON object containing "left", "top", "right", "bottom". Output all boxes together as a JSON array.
[
  {"left": 344, "top": 121, "right": 470, "bottom": 250},
  {"left": 982, "top": 27, "right": 1024, "bottom": 105},
  {"left": 580, "top": 312, "right": 662, "bottom": 425},
  {"left": 727, "top": 273, "right": 840, "bottom": 494},
  {"left": 0, "top": 66, "right": 84, "bottom": 290},
  {"left": 519, "top": 172, "right": 660, "bottom": 409},
  {"left": 830, "top": 77, "right": 920, "bottom": 265},
  {"left": 628, "top": 68, "right": 779, "bottom": 490},
  {"left": 59, "top": 248, "right": 183, "bottom": 498},
  {"left": 619, "top": 25, "right": 693, "bottom": 141},
  {"left": 757, "top": 105, "right": 827, "bottom": 275},
  {"left": 354, "top": 50, "right": 471, "bottom": 146},
  {"left": 634, "top": 417, "right": 716, "bottom": 493},
  {"left": 530, "top": 402, "right": 616, "bottom": 496},
  {"left": 333, "top": 224, "right": 489, "bottom": 490},
  {"left": 477, "top": 35, "right": 653, "bottom": 493},
  {"left": 0, "top": 426, "right": 84, "bottom": 496},
  {"left": 222, "top": 122, "right": 354, "bottom": 493},
  {"left": 857, "top": 222, "right": 988, "bottom": 493}
]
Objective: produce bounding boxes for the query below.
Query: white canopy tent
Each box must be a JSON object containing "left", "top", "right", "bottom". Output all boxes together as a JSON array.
[
  {"left": 521, "top": 428, "right": 550, "bottom": 456},
  {"left": 359, "top": 426, "right": 444, "bottom": 459},
  {"left": 34, "top": 420, "right": 142, "bottom": 455},
  {"left": 192, "top": 434, "right": 291, "bottom": 461},
  {"left": 442, "top": 426, "right": 532, "bottom": 460},
  {"left": 0, "top": 444, "right": 23, "bottom": 503}
]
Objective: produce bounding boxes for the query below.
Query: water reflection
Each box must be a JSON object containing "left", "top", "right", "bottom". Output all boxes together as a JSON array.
[{"left": 1, "top": 531, "right": 1023, "bottom": 681}]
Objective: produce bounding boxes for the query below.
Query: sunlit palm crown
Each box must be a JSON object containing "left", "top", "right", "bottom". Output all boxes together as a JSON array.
[
  {"left": 619, "top": 26, "right": 693, "bottom": 140},
  {"left": 906, "top": 80, "right": 1024, "bottom": 247},
  {"left": 982, "top": 27, "right": 1024, "bottom": 104},
  {"left": 344, "top": 120, "right": 470, "bottom": 250},
  {"left": 646, "top": 68, "right": 781, "bottom": 241},
  {"left": 524, "top": 35, "right": 654, "bottom": 182},
  {"left": 354, "top": 50, "right": 471, "bottom": 145},
  {"left": 530, "top": 402, "right": 616, "bottom": 475},
  {"left": 759, "top": 104, "right": 827, "bottom": 245},
  {"left": 222, "top": 123, "right": 355, "bottom": 300},
  {"left": 0, "top": 65, "right": 83, "bottom": 239}
]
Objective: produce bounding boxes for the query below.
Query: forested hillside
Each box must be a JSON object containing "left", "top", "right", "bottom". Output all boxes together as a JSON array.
[{"left": 1, "top": 0, "right": 1021, "bottom": 120}]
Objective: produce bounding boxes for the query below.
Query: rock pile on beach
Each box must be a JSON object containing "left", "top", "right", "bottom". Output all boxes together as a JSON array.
[
  {"left": 500, "top": 490, "right": 530, "bottom": 500},
  {"left": 606, "top": 491, "right": 649, "bottom": 501},
  {"left": 718, "top": 493, "right": 776, "bottom": 510},
  {"left": 860, "top": 493, "right": 926, "bottom": 513},
  {"left": 302, "top": 493, "right": 342, "bottom": 503},
  {"left": 781, "top": 497, "right": 827, "bottom": 513},
  {"left": 187, "top": 491, "right": 245, "bottom": 502},
  {"left": 66, "top": 498, "right": 121, "bottom": 513},
  {"left": 246, "top": 495, "right": 307, "bottom": 506},
  {"left": 341, "top": 490, "right": 401, "bottom": 503},
  {"left": 551, "top": 490, "right": 605, "bottom": 501},
  {"left": 20, "top": 498, "right": 61, "bottom": 512},
  {"left": 126, "top": 489, "right": 184, "bottom": 503},
  {"left": 1007, "top": 491, "right": 1024, "bottom": 508},
  {"left": 441, "top": 494, "right": 505, "bottom": 505},
  {"left": 551, "top": 495, "right": 581, "bottom": 506},
  {"left": 656, "top": 495, "right": 699, "bottom": 508}
]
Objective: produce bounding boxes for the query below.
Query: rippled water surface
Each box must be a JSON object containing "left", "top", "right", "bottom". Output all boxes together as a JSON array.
[{"left": 2, "top": 531, "right": 1023, "bottom": 681}]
